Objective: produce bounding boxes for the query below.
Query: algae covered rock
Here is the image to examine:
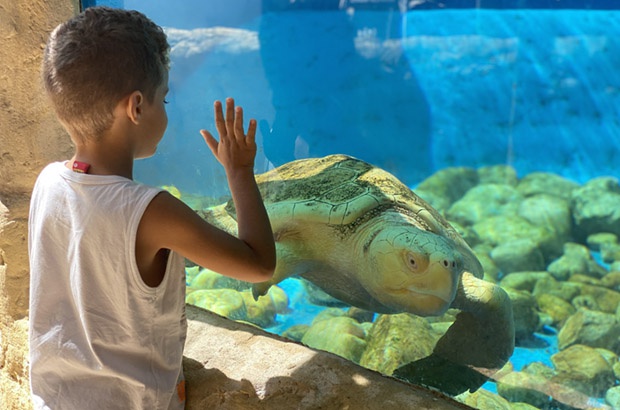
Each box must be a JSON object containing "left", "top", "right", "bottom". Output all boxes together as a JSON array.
[
  {"left": 606, "top": 386, "right": 620, "bottom": 410},
  {"left": 535, "top": 293, "right": 575, "bottom": 328},
  {"left": 281, "top": 324, "right": 309, "bottom": 342},
  {"left": 572, "top": 177, "right": 620, "bottom": 240},
  {"left": 415, "top": 166, "right": 479, "bottom": 212},
  {"left": 500, "top": 271, "right": 553, "bottom": 292},
  {"left": 557, "top": 308, "right": 620, "bottom": 351},
  {"left": 240, "top": 286, "right": 289, "bottom": 328},
  {"left": 547, "top": 242, "right": 607, "bottom": 281},
  {"left": 532, "top": 275, "right": 581, "bottom": 302},
  {"left": 551, "top": 344, "right": 615, "bottom": 397},
  {"left": 496, "top": 371, "right": 550, "bottom": 408},
  {"left": 473, "top": 215, "right": 561, "bottom": 262},
  {"left": 457, "top": 388, "right": 514, "bottom": 410},
  {"left": 186, "top": 286, "right": 289, "bottom": 328},
  {"left": 188, "top": 268, "right": 252, "bottom": 291},
  {"left": 186, "top": 288, "right": 246, "bottom": 320},
  {"left": 490, "top": 239, "right": 545, "bottom": 274},
  {"left": 359, "top": 313, "right": 438, "bottom": 375},
  {"left": 602, "top": 271, "right": 620, "bottom": 291},
  {"left": 517, "top": 194, "right": 572, "bottom": 255},
  {"left": 478, "top": 164, "right": 518, "bottom": 186},
  {"left": 587, "top": 233, "right": 620, "bottom": 265},
  {"left": 447, "top": 184, "right": 523, "bottom": 226},
  {"left": 301, "top": 315, "right": 367, "bottom": 363},
  {"left": 516, "top": 172, "right": 579, "bottom": 200}
]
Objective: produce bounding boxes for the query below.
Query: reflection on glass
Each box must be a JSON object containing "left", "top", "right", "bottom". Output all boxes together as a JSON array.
[{"left": 88, "top": 1, "right": 620, "bottom": 408}]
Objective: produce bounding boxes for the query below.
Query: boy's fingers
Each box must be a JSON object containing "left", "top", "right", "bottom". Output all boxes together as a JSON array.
[
  {"left": 234, "top": 106, "right": 245, "bottom": 142},
  {"left": 225, "top": 97, "right": 235, "bottom": 134},
  {"left": 246, "top": 119, "right": 257, "bottom": 143},
  {"left": 200, "top": 129, "right": 218, "bottom": 155},
  {"left": 213, "top": 101, "right": 226, "bottom": 138}
]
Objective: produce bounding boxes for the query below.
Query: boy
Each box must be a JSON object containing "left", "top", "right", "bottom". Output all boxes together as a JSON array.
[{"left": 28, "top": 6, "right": 276, "bottom": 410}]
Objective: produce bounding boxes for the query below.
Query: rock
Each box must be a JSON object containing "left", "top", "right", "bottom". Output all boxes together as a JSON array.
[
  {"left": 547, "top": 242, "right": 608, "bottom": 281},
  {"left": 240, "top": 286, "right": 289, "bottom": 328},
  {"left": 551, "top": 344, "right": 615, "bottom": 397},
  {"left": 186, "top": 289, "right": 246, "bottom": 321},
  {"left": 613, "top": 361, "right": 620, "bottom": 381},
  {"left": 457, "top": 388, "right": 513, "bottom": 410},
  {"left": 535, "top": 293, "right": 575, "bottom": 328},
  {"left": 359, "top": 313, "right": 438, "bottom": 375},
  {"left": 504, "top": 288, "right": 540, "bottom": 342},
  {"left": 186, "top": 287, "right": 288, "bottom": 328},
  {"left": 557, "top": 308, "right": 620, "bottom": 351},
  {"left": 450, "top": 220, "right": 482, "bottom": 249},
  {"left": 496, "top": 371, "right": 550, "bottom": 408},
  {"left": 601, "top": 244, "right": 620, "bottom": 265},
  {"left": 601, "top": 271, "right": 620, "bottom": 291},
  {"left": 185, "top": 265, "right": 200, "bottom": 285},
  {"left": 447, "top": 184, "right": 523, "bottom": 227},
  {"left": 568, "top": 274, "right": 603, "bottom": 286},
  {"left": 500, "top": 271, "right": 553, "bottom": 292},
  {"left": 189, "top": 268, "right": 251, "bottom": 291},
  {"left": 490, "top": 239, "right": 545, "bottom": 274},
  {"left": 517, "top": 172, "right": 579, "bottom": 200},
  {"left": 576, "top": 283, "right": 620, "bottom": 313},
  {"left": 346, "top": 307, "right": 375, "bottom": 323},
  {"left": 473, "top": 215, "right": 561, "bottom": 261},
  {"left": 587, "top": 232, "right": 619, "bottom": 252},
  {"left": 594, "top": 348, "right": 618, "bottom": 367},
  {"left": 473, "top": 244, "right": 501, "bottom": 282},
  {"left": 415, "top": 167, "right": 479, "bottom": 212},
  {"left": 571, "top": 295, "right": 600, "bottom": 311},
  {"left": 605, "top": 386, "right": 620, "bottom": 410},
  {"left": 517, "top": 194, "right": 572, "bottom": 259},
  {"left": 281, "top": 324, "right": 309, "bottom": 342},
  {"left": 572, "top": 177, "right": 620, "bottom": 240},
  {"left": 532, "top": 276, "right": 581, "bottom": 302},
  {"left": 509, "top": 403, "right": 542, "bottom": 410},
  {"left": 301, "top": 315, "right": 367, "bottom": 363},
  {"left": 522, "top": 361, "right": 556, "bottom": 379},
  {"left": 478, "top": 165, "right": 518, "bottom": 186}
]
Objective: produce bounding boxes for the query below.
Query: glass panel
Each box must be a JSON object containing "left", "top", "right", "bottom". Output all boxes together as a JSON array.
[{"left": 83, "top": 1, "right": 620, "bottom": 408}]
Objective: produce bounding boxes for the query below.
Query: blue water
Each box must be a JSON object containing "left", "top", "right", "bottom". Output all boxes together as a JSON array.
[{"left": 113, "top": 5, "right": 620, "bottom": 196}]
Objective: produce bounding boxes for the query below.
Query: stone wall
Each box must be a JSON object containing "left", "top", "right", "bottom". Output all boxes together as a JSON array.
[{"left": 1, "top": 0, "right": 77, "bottom": 408}]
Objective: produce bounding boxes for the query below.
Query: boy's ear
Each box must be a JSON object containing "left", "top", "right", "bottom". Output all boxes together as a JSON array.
[{"left": 126, "top": 91, "right": 144, "bottom": 125}]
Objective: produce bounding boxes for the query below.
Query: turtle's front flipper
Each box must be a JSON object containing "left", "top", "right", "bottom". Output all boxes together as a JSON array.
[
  {"left": 393, "top": 272, "right": 514, "bottom": 395},
  {"left": 252, "top": 240, "right": 300, "bottom": 301},
  {"left": 252, "top": 281, "right": 274, "bottom": 300}
]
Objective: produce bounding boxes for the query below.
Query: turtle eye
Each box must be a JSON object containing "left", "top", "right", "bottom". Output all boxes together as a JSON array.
[{"left": 405, "top": 253, "right": 418, "bottom": 271}]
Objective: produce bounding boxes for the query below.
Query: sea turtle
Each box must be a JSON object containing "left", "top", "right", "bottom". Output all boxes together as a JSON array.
[{"left": 202, "top": 154, "right": 514, "bottom": 394}]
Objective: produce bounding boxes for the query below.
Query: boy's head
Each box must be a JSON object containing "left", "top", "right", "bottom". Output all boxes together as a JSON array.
[{"left": 42, "top": 7, "right": 170, "bottom": 142}]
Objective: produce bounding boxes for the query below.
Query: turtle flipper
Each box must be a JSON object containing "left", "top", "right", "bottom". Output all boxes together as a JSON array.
[
  {"left": 393, "top": 272, "right": 514, "bottom": 394},
  {"left": 252, "top": 281, "right": 273, "bottom": 300}
]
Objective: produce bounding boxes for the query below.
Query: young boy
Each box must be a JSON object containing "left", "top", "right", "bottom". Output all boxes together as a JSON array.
[{"left": 28, "top": 6, "right": 276, "bottom": 410}]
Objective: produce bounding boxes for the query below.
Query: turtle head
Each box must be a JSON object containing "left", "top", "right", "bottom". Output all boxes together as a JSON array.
[{"left": 365, "top": 227, "right": 463, "bottom": 316}]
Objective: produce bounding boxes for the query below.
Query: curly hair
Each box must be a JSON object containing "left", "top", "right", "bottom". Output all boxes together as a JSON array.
[{"left": 42, "top": 7, "right": 170, "bottom": 141}]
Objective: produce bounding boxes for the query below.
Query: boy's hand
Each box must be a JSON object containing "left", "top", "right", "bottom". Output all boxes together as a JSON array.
[{"left": 201, "top": 97, "right": 258, "bottom": 171}]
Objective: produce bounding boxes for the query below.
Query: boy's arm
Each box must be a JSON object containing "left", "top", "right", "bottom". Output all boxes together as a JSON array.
[{"left": 136, "top": 98, "right": 276, "bottom": 284}]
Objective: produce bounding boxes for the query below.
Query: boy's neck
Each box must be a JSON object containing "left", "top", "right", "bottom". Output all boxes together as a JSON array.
[{"left": 70, "top": 141, "right": 134, "bottom": 179}]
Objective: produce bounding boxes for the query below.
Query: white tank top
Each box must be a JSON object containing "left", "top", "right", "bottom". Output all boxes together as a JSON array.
[{"left": 28, "top": 162, "right": 186, "bottom": 410}]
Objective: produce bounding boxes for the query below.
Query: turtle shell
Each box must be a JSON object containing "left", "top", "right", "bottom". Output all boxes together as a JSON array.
[{"left": 224, "top": 154, "right": 483, "bottom": 277}]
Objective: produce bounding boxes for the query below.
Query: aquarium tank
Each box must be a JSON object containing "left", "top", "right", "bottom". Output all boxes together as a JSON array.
[{"left": 85, "top": 0, "right": 620, "bottom": 408}]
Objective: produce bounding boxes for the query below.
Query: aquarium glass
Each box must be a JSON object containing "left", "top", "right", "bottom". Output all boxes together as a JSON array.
[{"left": 85, "top": 1, "right": 620, "bottom": 408}]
